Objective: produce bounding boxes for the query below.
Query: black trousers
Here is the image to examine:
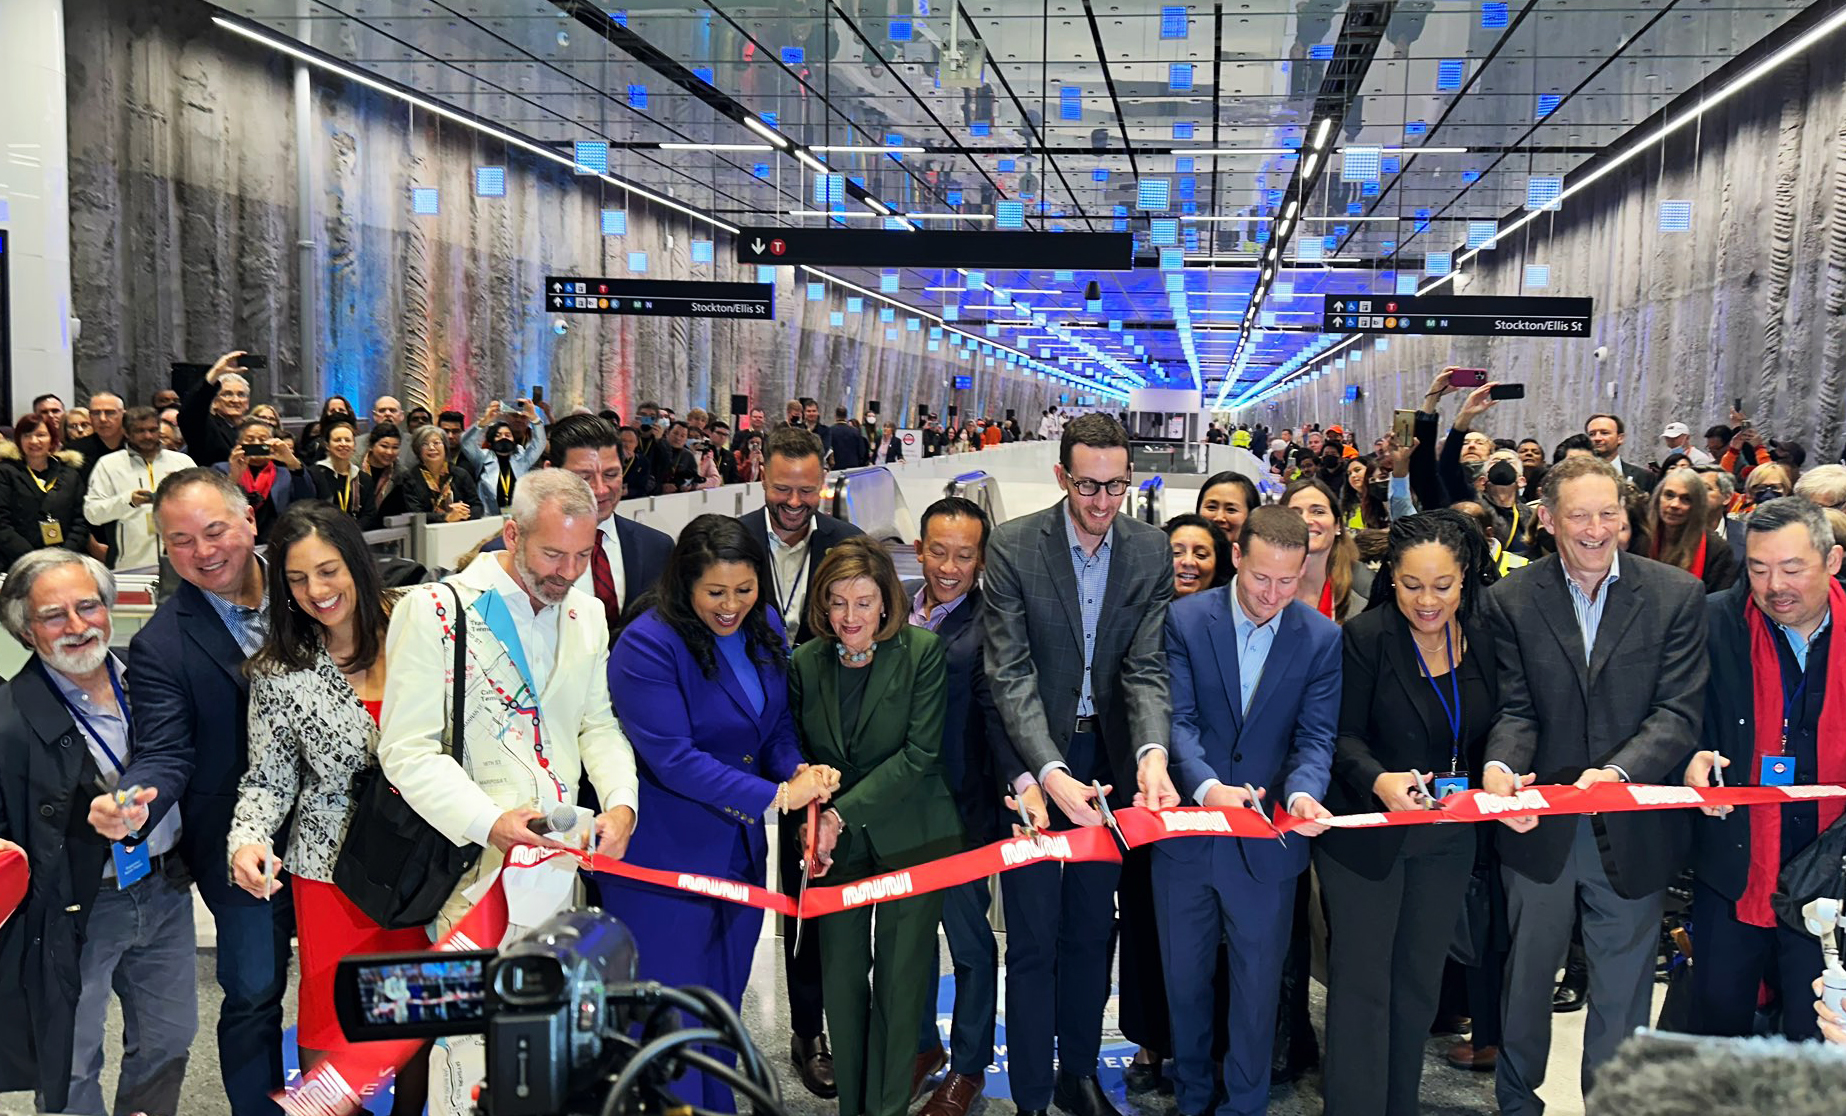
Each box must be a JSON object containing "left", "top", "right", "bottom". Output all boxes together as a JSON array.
[
  {"left": 780, "top": 816, "right": 825, "bottom": 1039},
  {"left": 1316, "top": 827, "right": 1473, "bottom": 1116},
  {"left": 1688, "top": 878, "right": 1823, "bottom": 1041}
]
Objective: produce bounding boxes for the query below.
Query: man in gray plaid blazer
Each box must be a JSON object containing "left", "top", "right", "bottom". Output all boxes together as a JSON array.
[{"left": 983, "top": 413, "right": 1177, "bottom": 1116}]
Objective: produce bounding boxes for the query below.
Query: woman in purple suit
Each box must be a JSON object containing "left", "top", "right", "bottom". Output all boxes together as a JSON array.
[{"left": 598, "top": 513, "right": 839, "bottom": 1112}]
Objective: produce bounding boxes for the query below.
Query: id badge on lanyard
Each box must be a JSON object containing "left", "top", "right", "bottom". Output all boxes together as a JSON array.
[{"left": 46, "top": 661, "right": 147, "bottom": 888}]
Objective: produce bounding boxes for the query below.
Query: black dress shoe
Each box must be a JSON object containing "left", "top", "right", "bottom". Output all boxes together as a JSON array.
[
  {"left": 1552, "top": 980, "right": 1587, "bottom": 1013},
  {"left": 790, "top": 1033, "right": 838, "bottom": 1099},
  {"left": 1053, "top": 1074, "right": 1122, "bottom": 1116},
  {"left": 1122, "top": 1060, "right": 1163, "bottom": 1095}
]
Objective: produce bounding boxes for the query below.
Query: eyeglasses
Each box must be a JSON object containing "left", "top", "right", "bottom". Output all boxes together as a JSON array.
[
  {"left": 1070, "top": 477, "right": 1132, "bottom": 497},
  {"left": 32, "top": 599, "right": 108, "bottom": 632}
]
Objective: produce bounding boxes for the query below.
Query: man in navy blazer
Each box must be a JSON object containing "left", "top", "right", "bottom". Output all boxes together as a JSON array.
[
  {"left": 1157, "top": 506, "right": 1341, "bottom": 1116},
  {"left": 903, "top": 497, "right": 1024, "bottom": 1116},
  {"left": 88, "top": 467, "right": 293, "bottom": 1116}
]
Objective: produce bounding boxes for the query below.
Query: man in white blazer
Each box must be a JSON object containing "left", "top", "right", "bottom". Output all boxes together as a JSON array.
[{"left": 379, "top": 468, "right": 639, "bottom": 1115}]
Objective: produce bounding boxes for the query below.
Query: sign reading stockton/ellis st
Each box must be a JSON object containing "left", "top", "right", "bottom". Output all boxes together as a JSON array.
[
  {"left": 546, "top": 277, "right": 774, "bottom": 320},
  {"left": 735, "top": 228, "right": 1135, "bottom": 271},
  {"left": 1320, "top": 294, "right": 1593, "bottom": 337}
]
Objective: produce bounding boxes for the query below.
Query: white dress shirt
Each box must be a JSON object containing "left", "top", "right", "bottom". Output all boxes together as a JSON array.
[
  {"left": 478, "top": 552, "right": 560, "bottom": 693},
  {"left": 765, "top": 509, "right": 813, "bottom": 638},
  {"left": 83, "top": 446, "right": 196, "bottom": 569}
]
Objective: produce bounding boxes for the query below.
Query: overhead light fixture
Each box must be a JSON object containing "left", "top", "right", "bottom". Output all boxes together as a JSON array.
[
  {"left": 1313, "top": 118, "right": 1334, "bottom": 150},
  {"left": 812, "top": 145, "right": 927, "bottom": 154},
  {"left": 743, "top": 116, "right": 791, "bottom": 148},
  {"left": 793, "top": 148, "right": 828, "bottom": 173},
  {"left": 208, "top": 15, "right": 739, "bottom": 235},
  {"left": 864, "top": 197, "right": 893, "bottom": 215},
  {"left": 659, "top": 142, "right": 774, "bottom": 152},
  {"left": 1283, "top": 199, "right": 1298, "bottom": 220},
  {"left": 1302, "top": 153, "right": 1319, "bottom": 177},
  {"left": 1375, "top": 146, "right": 1469, "bottom": 154},
  {"left": 1189, "top": 147, "right": 1297, "bottom": 156}
]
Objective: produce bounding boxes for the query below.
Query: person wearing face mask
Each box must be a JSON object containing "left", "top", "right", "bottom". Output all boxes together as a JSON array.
[
  {"left": 1478, "top": 454, "right": 1708, "bottom": 1116},
  {"left": 1477, "top": 450, "right": 1536, "bottom": 557},
  {"left": 1745, "top": 462, "right": 1797, "bottom": 512},
  {"left": 0, "top": 550, "right": 196, "bottom": 1116},
  {"left": 1164, "top": 514, "right": 1231, "bottom": 598},
  {"left": 597, "top": 515, "right": 838, "bottom": 1112},
  {"left": 223, "top": 503, "right": 433, "bottom": 1114},
  {"left": 737, "top": 425, "right": 865, "bottom": 1099},
  {"left": 1636, "top": 467, "right": 1737, "bottom": 593},
  {"left": 0, "top": 412, "right": 93, "bottom": 568},
  {"left": 1283, "top": 477, "right": 1371, "bottom": 622},
  {"left": 794, "top": 537, "right": 959, "bottom": 1116},
  {"left": 461, "top": 400, "right": 547, "bottom": 515},
  {"left": 1317, "top": 510, "right": 1501, "bottom": 1116},
  {"left": 1683, "top": 496, "right": 1846, "bottom": 1042}
]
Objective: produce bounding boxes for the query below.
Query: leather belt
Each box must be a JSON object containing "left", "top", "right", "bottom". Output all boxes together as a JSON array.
[{"left": 1073, "top": 715, "right": 1098, "bottom": 735}]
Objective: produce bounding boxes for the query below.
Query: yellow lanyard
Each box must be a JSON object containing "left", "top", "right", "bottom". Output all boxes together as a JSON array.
[
  {"left": 29, "top": 468, "right": 56, "bottom": 493},
  {"left": 336, "top": 471, "right": 353, "bottom": 514},
  {"left": 497, "top": 468, "right": 514, "bottom": 507}
]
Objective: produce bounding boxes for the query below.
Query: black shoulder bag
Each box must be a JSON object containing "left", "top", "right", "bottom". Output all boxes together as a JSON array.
[{"left": 334, "top": 584, "right": 483, "bottom": 929}]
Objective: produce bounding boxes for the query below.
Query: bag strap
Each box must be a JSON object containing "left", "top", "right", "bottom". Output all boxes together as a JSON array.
[{"left": 445, "top": 583, "right": 467, "bottom": 763}]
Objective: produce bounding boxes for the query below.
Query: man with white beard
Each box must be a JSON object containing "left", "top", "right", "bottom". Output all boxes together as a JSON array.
[{"left": 0, "top": 549, "right": 197, "bottom": 1115}]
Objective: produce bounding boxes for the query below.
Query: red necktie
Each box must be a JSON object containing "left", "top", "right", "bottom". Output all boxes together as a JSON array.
[{"left": 591, "top": 529, "right": 620, "bottom": 632}]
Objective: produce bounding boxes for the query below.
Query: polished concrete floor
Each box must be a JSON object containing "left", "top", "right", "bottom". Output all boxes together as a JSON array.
[{"left": 1, "top": 929, "right": 1641, "bottom": 1116}]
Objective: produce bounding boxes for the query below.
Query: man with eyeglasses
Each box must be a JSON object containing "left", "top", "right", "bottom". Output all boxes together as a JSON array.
[
  {"left": 0, "top": 549, "right": 196, "bottom": 1115},
  {"left": 983, "top": 413, "right": 1178, "bottom": 1116}
]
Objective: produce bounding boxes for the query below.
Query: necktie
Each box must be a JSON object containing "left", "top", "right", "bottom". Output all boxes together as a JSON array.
[{"left": 591, "top": 529, "right": 621, "bottom": 633}]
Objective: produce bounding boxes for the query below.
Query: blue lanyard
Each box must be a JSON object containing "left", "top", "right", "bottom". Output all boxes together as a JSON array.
[
  {"left": 39, "top": 658, "right": 133, "bottom": 774},
  {"left": 1780, "top": 636, "right": 1811, "bottom": 750},
  {"left": 1411, "top": 625, "right": 1463, "bottom": 774}
]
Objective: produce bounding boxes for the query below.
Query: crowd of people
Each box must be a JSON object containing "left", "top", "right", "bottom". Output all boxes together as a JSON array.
[{"left": 1, "top": 364, "right": 1843, "bottom": 1116}]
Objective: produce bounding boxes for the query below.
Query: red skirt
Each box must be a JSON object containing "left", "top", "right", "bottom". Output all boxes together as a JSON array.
[{"left": 293, "top": 876, "right": 433, "bottom": 1050}]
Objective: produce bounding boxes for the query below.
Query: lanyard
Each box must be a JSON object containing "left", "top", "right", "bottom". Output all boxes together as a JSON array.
[
  {"left": 29, "top": 467, "right": 57, "bottom": 493},
  {"left": 1780, "top": 635, "right": 1813, "bottom": 751},
  {"left": 39, "top": 658, "right": 133, "bottom": 773},
  {"left": 1506, "top": 501, "right": 1521, "bottom": 544},
  {"left": 1411, "top": 625, "right": 1464, "bottom": 774},
  {"left": 497, "top": 466, "right": 514, "bottom": 507}
]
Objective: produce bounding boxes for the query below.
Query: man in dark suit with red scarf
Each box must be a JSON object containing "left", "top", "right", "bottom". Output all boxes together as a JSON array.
[{"left": 1685, "top": 495, "right": 1846, "bottom": 1040}]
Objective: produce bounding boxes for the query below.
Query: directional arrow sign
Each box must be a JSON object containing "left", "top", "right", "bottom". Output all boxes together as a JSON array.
[
  {"left": 543, "top": 276, "right": 774, "bottom": 320},
  {"left": 1320, "top": 294, "right": 1592, "bottom": 337},
  {"left": 750, "top": 238, "right": 766, "bottom": 255}
]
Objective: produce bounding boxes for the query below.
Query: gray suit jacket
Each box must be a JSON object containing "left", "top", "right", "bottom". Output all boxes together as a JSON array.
[
  {"left": 982, "top": 500, "right": 1173, "bottom": 790},
  {"left": 1481, "top": 552, "right": 1708, "bottom": 897}
]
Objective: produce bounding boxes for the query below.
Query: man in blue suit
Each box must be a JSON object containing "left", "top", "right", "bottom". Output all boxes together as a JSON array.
[
  {"left": 1158, "top": 505, "right": 1341, "bottom": 1116},
  {"left": 88, "top": 467, "right": 292, "bottom": 1116}
]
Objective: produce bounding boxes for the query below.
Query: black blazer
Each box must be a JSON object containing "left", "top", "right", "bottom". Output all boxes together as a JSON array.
[
  {"left": 399, "top": 465, "right": 483, "bottom": 521},
  {"left": 738, "top": 507, "right": 865, "bottom": 646},
  {"left": 309, "top": 462, "right": 376, "bottom": 524},
  {"left": 902, "top": 581, "right": 1022, "bottom": 845},
  {"left": 0, "top": 660, "right": 113, "bottom": 1110},
  {"left": 0, "top": 451, "right": 92, "bottom": 567},
  {"left": 1481, "top": 553, "right": 1708, "bottom": 897},
  {"left": 1321, "top": 605, "right": 1498, "bottom": 878}
]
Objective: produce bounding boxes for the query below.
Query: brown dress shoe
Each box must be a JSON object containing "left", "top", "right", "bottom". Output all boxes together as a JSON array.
[
  {"left": 919, "top": 1071, "right": 985, "bottom": 1116},
  {"left": 791, "top": 1033, "right": 837, "bottom": 1099},
  {"left": 912, "top": 1046, "right": 948, "bottom": 1101},
  {"left": 1444, "top": 1041, "right": 1498, "bottom": 1072}
]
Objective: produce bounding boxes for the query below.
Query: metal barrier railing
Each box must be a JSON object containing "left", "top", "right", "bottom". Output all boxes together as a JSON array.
[
  {"left": 1137, "top": 475, "right": 1165, "bottom": 525},
  {"left": 825, "top": 465, "right": 911, "bottom": 542},
  {"left": 945, "top": 470, "right": 1007, "bottom": 526}
]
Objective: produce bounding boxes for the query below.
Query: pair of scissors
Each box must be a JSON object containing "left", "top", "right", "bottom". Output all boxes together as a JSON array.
[
  {"left": 793, "top": 801, "right": 819, "bottom": 952},
  {"left": 1409, "top": 770, "right": 1449, "bottom": 811},
  {"left": 1016, "top": 795, "right": 1043, "bottom": 842},
  {"left": 1243, "top": 783, "right": 1287, "bottom": 847},
  {"left": 1092, "top": 780, "right": 1123, "bottom": 841}
]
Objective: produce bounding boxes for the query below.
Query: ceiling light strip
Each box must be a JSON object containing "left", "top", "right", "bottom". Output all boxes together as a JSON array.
[{"left": 209, "top": 15, "right": 740, "bottom": 235}]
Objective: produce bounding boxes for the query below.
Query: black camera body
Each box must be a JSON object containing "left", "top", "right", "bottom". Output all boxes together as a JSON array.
[{"left": 334, "top": 909, "right": 641, "bottom": 1116}]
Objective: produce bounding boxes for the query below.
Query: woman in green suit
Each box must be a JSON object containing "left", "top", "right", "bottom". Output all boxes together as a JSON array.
[{"left": 793, "top": 536, "right": 963, "bottom": 1116}]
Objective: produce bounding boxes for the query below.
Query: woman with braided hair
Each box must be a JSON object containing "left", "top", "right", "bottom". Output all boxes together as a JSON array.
[{"left": 1315, "top": 509, "right": 1502, "bottom": 1116}]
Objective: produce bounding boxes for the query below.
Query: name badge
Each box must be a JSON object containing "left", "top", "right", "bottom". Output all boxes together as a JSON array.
[
  {"left": 1433, "top": 774, "right": 1471, "bottom": 797},
  {"left": 111, "top": 841, "right": 151, "bottom": 889},
  {"left": 39, "top": 519, "right": 64, "bottom": 546},
  {"left": 1760, "top": 756, "right": 1797, "bottom": 787}
]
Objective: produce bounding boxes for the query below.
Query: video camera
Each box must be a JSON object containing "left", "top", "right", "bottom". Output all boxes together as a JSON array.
[{"left": 334, "top": 909, "right": 785, "bottom": 1116}]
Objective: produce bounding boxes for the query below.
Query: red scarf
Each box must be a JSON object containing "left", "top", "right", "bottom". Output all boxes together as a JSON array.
[
  {"left": 1739, "top": 581, "right": 1846, "bottom": 926},
  {"left": 239, "top": 459, "right": 277, "bottom": 503}
]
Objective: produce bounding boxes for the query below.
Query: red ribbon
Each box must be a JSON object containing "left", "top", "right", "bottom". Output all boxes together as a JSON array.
[{"left": 279, "top": 780, "right": 1846, "bottom": 1114}]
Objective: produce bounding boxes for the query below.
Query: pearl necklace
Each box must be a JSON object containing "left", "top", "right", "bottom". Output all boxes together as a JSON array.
[{"left": 837, "top": 641, "right": 875, "bottom": 665}]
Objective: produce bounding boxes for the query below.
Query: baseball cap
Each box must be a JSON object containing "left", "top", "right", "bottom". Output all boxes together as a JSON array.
[
  {"left": 1327, "top": 424, "right": 1346, "bottom": 435},
  {"left": 1660, "top": 422, "right": 1690, "bottom": 439}
]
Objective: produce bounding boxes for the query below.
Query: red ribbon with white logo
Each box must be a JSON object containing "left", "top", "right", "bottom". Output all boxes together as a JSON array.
[{"left": 279, "top": 780, "right": 1846, "bottom": 1114}]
